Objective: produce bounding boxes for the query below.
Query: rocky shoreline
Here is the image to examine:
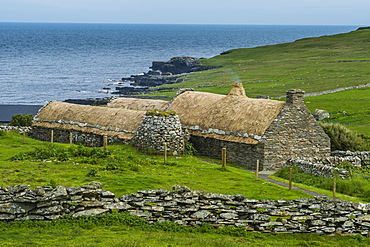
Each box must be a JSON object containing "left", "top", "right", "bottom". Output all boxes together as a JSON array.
[
  {"left": 64, "top": 57, "right": 217, "bottom": 105},
  {"left": 116, "top": 57, "right": 216, "bottom": 94}
]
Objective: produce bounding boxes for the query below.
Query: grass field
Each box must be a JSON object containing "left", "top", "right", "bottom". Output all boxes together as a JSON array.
[{"left": 148, "top": 29, "right": 370, "bottom": 135}]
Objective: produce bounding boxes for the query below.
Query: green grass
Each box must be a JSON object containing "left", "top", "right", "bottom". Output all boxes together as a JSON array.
[
  {"left": 274, "top": 166, "right": 370, "bottom": 202},
  {"left": 0, "top": 131, "right": 308, "bottom": 200},
  {"left": 305, "top": 87, "right": 370, "bottom": 134},
  {"left": 147, "top": 29, "right": 370, "bottom": 135}
]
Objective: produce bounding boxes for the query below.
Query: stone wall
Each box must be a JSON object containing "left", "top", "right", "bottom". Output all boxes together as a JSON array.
[
  {"left": 30, "top": 127, "right": 129, "bottom": 147},
  {"left": 286, "top": 157, "right": 355, "bottom": 179},
  {"left": 0, "top": 125, "right": 31, "bottom": 133},
  {"left": 190, "top": 136, "right": 264, "bottom": 170},
  {"left": 133, "top": 115, "right": 188, "bottom": 153},
  {"left": 285, "top": 152, "right": 370, "bottom": 179},
  {"left": 1, "top": 184, "right": 370, "bottom": 236},
  {"left": 332, "top": 151, "right": 370, "bottom": 163},
  {"left": 261, "top": 90, "right": 331, "bottom": 170}
]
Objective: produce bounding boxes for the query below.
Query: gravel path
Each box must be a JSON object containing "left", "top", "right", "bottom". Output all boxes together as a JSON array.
[{"left": 258, "top": 174, "right": 330, "bottom": 197}]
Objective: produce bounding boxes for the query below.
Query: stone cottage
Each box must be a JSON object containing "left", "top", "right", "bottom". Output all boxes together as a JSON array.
[
  {"left": 31, "top": 83, "right": 330, "bottom": 170},
  {"left": 164, "top": 83, "right": 330, "bottom": 170}
]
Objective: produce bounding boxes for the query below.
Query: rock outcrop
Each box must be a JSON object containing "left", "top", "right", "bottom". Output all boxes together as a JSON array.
[
  {"left": 116, "top": 57, "right": 216, "bottom": 95},
  {"left": 313, "top": 109, "right": 330, "bottom": 121},
  {"left": 150, "top": 57, "right": 214, "bottom": 75}
]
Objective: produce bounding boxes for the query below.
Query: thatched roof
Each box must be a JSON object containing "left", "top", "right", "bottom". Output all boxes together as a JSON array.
[
  {"left": 167, "top": 83, "right": 285, "bottom": 144},
  {"left": 107, "top": 97, "right": 168, "bottom": 111},
  {"left": 32, "top": 101, "right": 145, "bottom": 139},
  {"left": 32, "top": 84, "right": 286, "bottom": 144}
]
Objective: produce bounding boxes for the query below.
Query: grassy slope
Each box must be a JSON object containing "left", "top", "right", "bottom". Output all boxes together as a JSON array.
[
  {"left": 1, "top": 132, "right": 309, "bottom": 200},
  {"left": 150, "top": 29, "right": 370, "bottom": 134}
]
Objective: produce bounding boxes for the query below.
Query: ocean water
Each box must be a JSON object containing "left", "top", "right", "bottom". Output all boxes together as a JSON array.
[{"left": 0, "top": 23, "right": 358, "bottom": 105}]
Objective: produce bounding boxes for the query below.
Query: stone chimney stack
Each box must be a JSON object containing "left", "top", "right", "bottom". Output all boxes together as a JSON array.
[{"left": 286, "top": 89, "right": 305, "bottom": 105}]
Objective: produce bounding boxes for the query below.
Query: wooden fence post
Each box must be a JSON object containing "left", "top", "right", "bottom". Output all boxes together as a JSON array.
[
  {"left": 23, "top": 132, "right": 26, "bottom": 144},
  {"left": 255, "top": 160, "right": 259, "bottom": 181},
  {"left": 164, "top": 143, "right": 168, "bottom": 164},
  {"left": 103, "top": 135, "right": 108, "bottom": 150},
  {"left": 69, "top": 133, "right": 73, "bottom": 147},
  {"left": 289, "top": 168, "right": 293, "bottom": 190},
  {"left": 222, "top": 148, "right": 227, "bottom": 168},
  {"left": 50, "top": 130, "right": 54, "bottom": 144}
]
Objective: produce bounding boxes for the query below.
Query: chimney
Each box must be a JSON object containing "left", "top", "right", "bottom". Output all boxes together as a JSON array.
[
  {"left": 228, "top": 82, "right": 247, "bottom": 97},
  {"left": 286, "top": 89, "right": 305, "bottom": 105}
]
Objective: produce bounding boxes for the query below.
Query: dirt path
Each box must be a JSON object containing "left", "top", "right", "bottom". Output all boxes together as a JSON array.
[{"left": 201, "top": 159, "right": 331, "bottom": 198}]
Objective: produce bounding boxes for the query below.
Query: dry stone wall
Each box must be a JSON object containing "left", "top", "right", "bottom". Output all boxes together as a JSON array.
[
  {"left": 332, "top": 151, "right": 370, "bottom": 163},
  {"left": 2, "top": 184, "right": 370, "bottom": 236},
  {"left": 0, "top": 125, "right": 31, "bottom": 133},
  {"left": 286, "top": 152, "right": 370, "bottom": 178},
  {"left": 286, "top": 157, "right": 354, "bottom": 179},
  {"left": 30, "top": 127, "right": 129, "bottom": 147},
  {"left": 190, "top": 136, "right": 264, "bottom": 170}
]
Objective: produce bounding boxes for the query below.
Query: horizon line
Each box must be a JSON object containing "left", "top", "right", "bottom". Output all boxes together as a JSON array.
[{"left": 0, "top": 21, "right": 363, "bottom": 27}]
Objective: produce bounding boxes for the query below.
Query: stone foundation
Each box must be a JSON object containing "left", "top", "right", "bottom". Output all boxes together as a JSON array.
[
  {"left": 30, "top": 127, "right": 129, "bottom": 147},
  {"left": 190, "top": 136, "right": 265, "bottom": 170}
]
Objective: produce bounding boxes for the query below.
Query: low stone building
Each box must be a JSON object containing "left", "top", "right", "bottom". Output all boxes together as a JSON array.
[
  {"left": 165, "top": 83, "right": 330, "bottom": 170},
  {"left": 31, "top": 101, "right": 145, "bottom": 146},
  {"left": 31, "top": 83, "right": 330, "bottom": 170}
]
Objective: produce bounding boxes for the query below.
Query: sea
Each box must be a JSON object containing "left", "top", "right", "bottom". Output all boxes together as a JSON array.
[{"left": 0, "top": 23, "right": 359, "bottom": 105}]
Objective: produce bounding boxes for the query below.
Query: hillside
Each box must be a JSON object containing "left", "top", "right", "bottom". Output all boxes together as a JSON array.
[{"left": 151, "top": 29, "right": 370, "bottom": 134}]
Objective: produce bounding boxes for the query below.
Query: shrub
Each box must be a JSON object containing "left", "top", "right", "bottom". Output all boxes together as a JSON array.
[
  {"left": 320, "top": 122, "right": 369, "bottom": 151},
  {"left": 86, "top": 168, "right": 99, "bottom": 177},
  {"left": 9, "top": 114, "right": 34, "bottom": 127},
  {"left": 184, "top": 141, "right": 198, "bottom": 155}
]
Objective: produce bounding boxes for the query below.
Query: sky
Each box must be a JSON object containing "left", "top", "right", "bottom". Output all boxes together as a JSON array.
[{"left": 0, "top": 0, "right": 369, "bottom": 26}]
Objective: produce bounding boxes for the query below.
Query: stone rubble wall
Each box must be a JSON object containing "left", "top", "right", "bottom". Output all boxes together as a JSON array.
[
  {"left": 286, "top": 153, "right": 370, "bottom": 178},
  {"left": 0, "top": 125, "right": 32, "bottom": 133},
  {"left": 331, "top": 151, "right": 370, "bottom": 163},
  {"left": 133, "top": 115, "right": 188, "bottom": 153},
  {"left": 1, "top": 184, "right": 370, "bottom": 236},
  {"left": 30, "top": 127, "right": 129, "bottom": 147},
  {"left": 286, "top": 157, "right": 354, "bottom": 179},
  {"left": 190, "top": 135, "right": 264, "bottom": 170}
]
